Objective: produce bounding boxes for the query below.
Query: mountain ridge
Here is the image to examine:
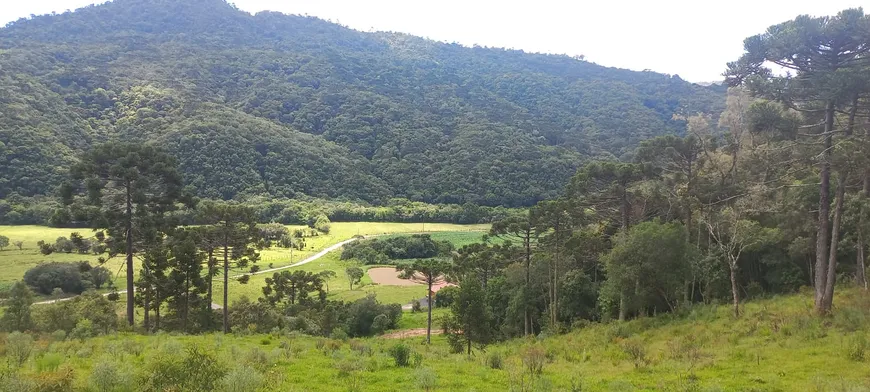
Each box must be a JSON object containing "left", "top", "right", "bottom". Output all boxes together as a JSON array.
[{"left": 0, "top": 0, "right": 725, "bottom": 206}]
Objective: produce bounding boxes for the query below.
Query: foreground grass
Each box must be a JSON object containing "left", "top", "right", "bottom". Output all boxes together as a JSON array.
[{"left": 7, "top": 287, "right": 870, "bottom": 391}]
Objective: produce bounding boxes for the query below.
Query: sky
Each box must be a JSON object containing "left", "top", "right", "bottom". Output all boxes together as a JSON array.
[{"left": 1, "top": 0, "right": 866, "bottom": 82}]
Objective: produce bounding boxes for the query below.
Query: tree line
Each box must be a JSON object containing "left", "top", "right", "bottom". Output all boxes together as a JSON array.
[{"left": 432, "top": 8, "right": 870, "bottom": 354}]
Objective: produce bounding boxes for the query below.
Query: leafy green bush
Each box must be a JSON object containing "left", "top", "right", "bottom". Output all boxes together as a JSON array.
[
  {"left": 621, "top": 339, "right": 650, "bottom": 369},
  {"left": 141, "top": 345, "right": 227, "bottom": 392},
  {"left": 434, "top": 286, "right": 458, "bottom": 308},
  {"left": 521, "top": 345, "right": 546, "bottom": 376},
  {"left": 344, "top": 295, "right": 402, "bottom": 337},
  {"left": 69, "top": 319, "right": 95, "bottom": 340},
  {"left": 6, "top": 332, "right": 33, "bottom": 367},
  {"left": 487, "top": 351, "right": 504, "bottom": 369},
  {"left": 847, "top": 334, "right": 868, "bottom": 362},
  {"left": 23, "top": 262, "right": 89, "bottom": 295},
  {"left": 89, "top": 358, "right": 133, "bottom": 392},
  {"left": 35, "top": 353, "right": 64, "bottom": 372},
  {"left": 414, "top": 367, "right": 437, "bottom": 391},
  {"left": 388, "top": 343, "right": 411, "bottom": 367},
  {"left": 218, "top": 366, "right": 263, "bottom": 392}
]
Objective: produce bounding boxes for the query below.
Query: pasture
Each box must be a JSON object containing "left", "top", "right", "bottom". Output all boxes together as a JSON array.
[{"left": 0, "top": 222, "right": 488, "bottom": 302}]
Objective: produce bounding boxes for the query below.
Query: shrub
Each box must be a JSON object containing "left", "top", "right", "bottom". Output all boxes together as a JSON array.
[
  {"left": 414, "top": 367, "right": 437, "bottom": 392},
  {"left": 847, "top": 334, "right": 868, "bottom": 362},
  {"left": 621, "top": 339, "right": 650, "bottom": 369},
  {"left": 344, "top": 295, "right": 402, "bottom": 337},
  {"left": 50, "top": 330, "right": 67, "bottom": 342},
  {"left": 0, "top": 281, "right": 34, "bottom": 332},
  {"left": 35, "top": 353, "right": 64, "bottom": 372},
  {"left": 6, "top": 331, "right": 34, "bottom": 367},
  {"left": 70, "top": 319, "right": 95, "bottom": 340},
  {"left": 218, "top": 366, "right": 263, "bottom": 392},
  {"left": 412, "top": 351, "right": 424, "bottom": 368},
  {"left": 521, "top": 345, "right": 546, "bottom": 376},
  {"left": 487, "top": 351, "right": 504, "bottom": 369},
  {"left": 349, "top": 340, "right": 372, "bottom": 356},
  {"left": 143, "top": 345, "right": 227, "bottom": 392},
  {"left": 32, "top": 366, "right": 75, "bottom": 392},
  {"left": 23, "top": 262, "right": 88, "bottom": 295},
  {"left": 389, "top": 343, "right": 412, "bottom": 367},
  {"left": 370, "top": 314, "right": 390, "bottom": 335},
  {"left": 228, "top": 296, "right": 283, "bottom": 334},
  {"left": 434, "top": 286, "right": 458, "bottom": 308},
  {"left": 89, "top": 358, "right": 133, "bottom": 392}
]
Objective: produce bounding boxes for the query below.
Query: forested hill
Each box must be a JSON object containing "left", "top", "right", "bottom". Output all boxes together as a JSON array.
[{"left": 0, "top": 0, "right": 725, "bottom": 206}]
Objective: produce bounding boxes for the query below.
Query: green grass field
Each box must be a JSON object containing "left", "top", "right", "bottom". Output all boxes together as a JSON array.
[
  {"left": 6, "top": 287, "right": 870, "bottom": 391},
  {"left": 0, "top": 222, "right": 488, "bottom": 302},
  {"left": 377, "top": 230, "right": 502, "bottom": 248}
]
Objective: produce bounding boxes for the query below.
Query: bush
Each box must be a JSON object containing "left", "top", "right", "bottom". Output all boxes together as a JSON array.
[
  {"left": 389, "top": 343, "right": 412, "bottom": 367},
  {"left": 32, "top": 367, "right": 75, "bottom": 392},
  {"left": 0, "top": 281, "right": 34, "bottom": 332},
  {"left": 70, "top": 319, "right": 95, "bottom": 340},
  {"left": 848, "top": 334, "right": 868, "bottom": 362},
  {"left": 50, "top": 330, "right": 67, "bottom": 342},
  {"left": 621, "top": 339, "right": 650, "bottom": 369},
  {"left": 218, "top": 366, "right": 263, "bottom": 392},
  {"left": 6, "top": 332, "right": 34, "bottom": 367},
  {"left": 228, "top": 296, "right": 283, "bottom": 334},
  {"left": 344, "top": 295, "right": 402, "bottom": 337},
  {"left": 23, "top": 262, "right": 89, "bottom": 295},
  {"left": 142, "top": 345, "right": 227, "bottom": 392},
  {"left": 487, "top": 351, "right": 504, "bottom": 369},
  {"left": 89, "top": 358, "right": 133, "bottom": 392},
  {"left": 414, "top": 367, "right": 437, "bottom": 391},
  {"left": 434, "top": 286, "right": 458, "bottom": 308},
  {"left": 370, "top": 314, "right": 390, "bottom": 335},
  {"left": 35, "top": 353, "right": 64, "bottom": 372},
  {"left": 521, "top": 345, "right": 546, "bottom": 376}
]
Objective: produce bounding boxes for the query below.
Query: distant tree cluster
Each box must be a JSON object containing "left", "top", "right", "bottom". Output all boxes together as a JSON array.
[{"left": 340, "top": 234, "right": 454, "bottom": 264}]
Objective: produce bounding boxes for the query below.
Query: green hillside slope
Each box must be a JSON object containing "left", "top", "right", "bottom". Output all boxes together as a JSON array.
[{"left": 0, "top": 0, "right": 725, "bottom": 206}]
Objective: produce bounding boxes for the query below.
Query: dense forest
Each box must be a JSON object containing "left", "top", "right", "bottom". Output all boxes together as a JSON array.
[{"left": 0, "top": 0, "right": 724, "bottom": 208}]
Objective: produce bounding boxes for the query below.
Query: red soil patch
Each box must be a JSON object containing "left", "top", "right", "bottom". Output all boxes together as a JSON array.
[{"left": 367, "top": 267, "right": 422, "bottom": 286}]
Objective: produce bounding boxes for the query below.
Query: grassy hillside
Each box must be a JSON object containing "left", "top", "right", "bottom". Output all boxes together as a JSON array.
[
  {"left": 0, "top": 0, "right": 724, "bottom": 206},
  {"left": 3, "top": 287, "right": 870, "bottom": 391}
]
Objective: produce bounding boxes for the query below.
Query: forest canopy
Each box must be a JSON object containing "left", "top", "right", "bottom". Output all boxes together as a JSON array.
[{"left": 0, "top": 0, "right": 724, "bottom": 207}]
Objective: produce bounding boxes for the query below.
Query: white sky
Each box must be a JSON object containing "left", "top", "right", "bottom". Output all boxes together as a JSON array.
[{"left": 1, "top": 0, "right": 865, "bottom": 82}]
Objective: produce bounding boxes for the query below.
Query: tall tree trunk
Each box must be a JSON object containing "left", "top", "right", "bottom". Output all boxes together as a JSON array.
[
  {"left": 223, "top": 243, "right": 229, "bottom": 334},
  {"left": 143, "top": 295, "right": 150, "bottom": 332},
  {"left": 524, "top": 232, "right": 531, "bottom": 336},
  {"left": 729, "top": 262, "right": 740, "bottom": 317},
  {"left": 206, "top": 248, "right": 214, "bottom": 308},
  {"left": 183, "top": 273, "right": 190, "bottom": 331},
  {"left": 823, "top": 173, "right": 847, "bottom": 310},
  {"left": 125, "top": 183, "right": 135, "bottom": 326},
  {"left": 618, "top": 185, "right": 631, "bottom": 321},
  {"left": 618, "top": 294, "right": 627, "bottom": 321},
  {"left": 154, "top": 289, "right": 161, "bottom": 331},
  {"left": 859, "top": 172, "right": 870, "bottom": 289},
  {"left": 426, "top": 278, "right": 433, "bottom": 344},
  {"left": 814, "top": 100, "right": 834, "bottom": 315},
  {"left": 856, "top": 106, "right": 869, "bottom": 289}
]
